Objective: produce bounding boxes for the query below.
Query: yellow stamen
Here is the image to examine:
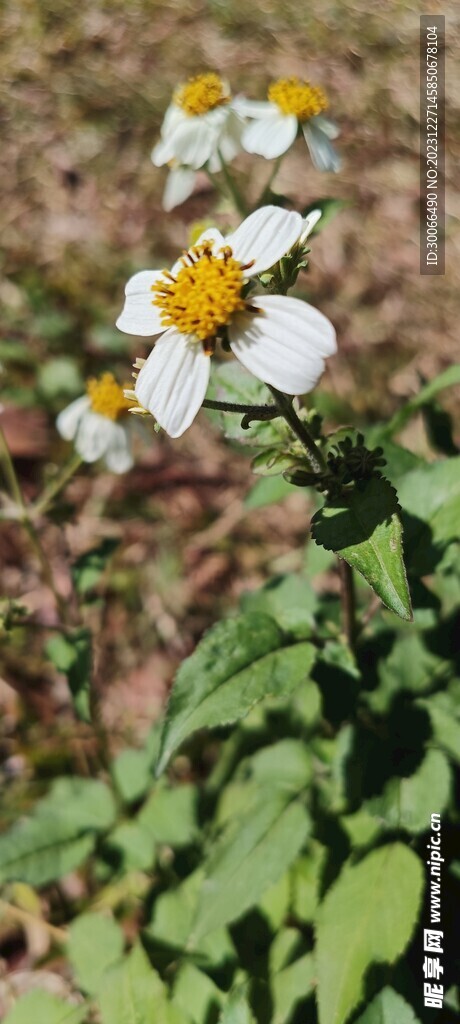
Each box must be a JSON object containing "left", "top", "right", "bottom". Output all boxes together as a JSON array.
[
  {"left": 86, "top": 372, "right": 134, "bottom": 421},
  {"left": 175, "top": 73, "right": 229, "bottom": 117},
  {"left": 152, "top": 241, "right": 247, "bottom": 343},
  {"left": 268, "top": 77, "right": 328, "bottom": 121}
]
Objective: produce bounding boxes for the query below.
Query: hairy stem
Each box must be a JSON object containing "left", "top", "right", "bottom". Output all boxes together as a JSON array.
[
  {"left": 202, "top": 398, "right": 280, "bottom": 419},
  {"left": 338, "top": 558, "right": 357, "bottom": 650},
  {"left": 267, "top": 387, "right": 327, "bottom": 474}
]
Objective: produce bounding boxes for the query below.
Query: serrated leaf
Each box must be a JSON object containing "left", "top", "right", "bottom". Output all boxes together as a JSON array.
[
  {"left": 0, "top": 778, "right": 115, "bottom": 885},
  {"left": 98, "top": 942, "right": 186, "bottom": 1024},
  {"left": 312, "top": 477, "right": 412, "bottom": 620},
  {"left": 365, "top": 749, "right": 451, "bottom": 834},
  {"left": 2, "top": 991, "right": 86, "bottom": 1024},
  {"left": 191, "top": 795, "right": 310, "bottom": 941},
  {"left": 68, "top": 912, "right": 124, "bottom": 994},
  {"left": 354, "top": 986, "right": 421, "bottom": 1024},
  {"left": 156, "top": 613, "right": 315, "bottom": 774},
  {"left": 315, "top": 843, "right": 424, "bottom": 1024}
]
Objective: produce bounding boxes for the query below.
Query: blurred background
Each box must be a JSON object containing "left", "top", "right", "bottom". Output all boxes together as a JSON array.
[{"left": 0, "top": 0, "right": 459, "bottom": 775}]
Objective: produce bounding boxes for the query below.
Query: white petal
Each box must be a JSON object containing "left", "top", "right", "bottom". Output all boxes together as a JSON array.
[
  {"left": 241, "top": 112, "right": 297, "bottom": 159},
  {"left": 313, "top": 115, "right": 340, "bottom": 140},
  {"left": 232, "top": 97, "right": 276, "bottom": 119},
  {"left": 226, "top": 206, "right": 303, "bottom": 276},
  {"left": 116, "top": 270, "right": 167, "bottom": 337},
  {"left": 167, "top": 118, "right": 218, "bottom": 169},
  {"left": 151, "top": 137, "right": 175, "bottom": 167},
  {"left": 300, "top": 208, "right": 322, "bottom": 242},
  {"left": 75, "top": 411, "right": 115, "bottom": 463},
  {"left": 104, "top": 423, "right": 134, "bottom": 473},
  {"left": 163, "top": 167, "right": 196, "bottom": 211},
  {"left": 302, "top": 121, "right": 341, "bottom": 173},
  {"left": 162, "top": 103, "right": 186, "bottom": 135},
  {"left": 135, "top": 330, "right": 210, "bottom": 438},
  {"left": 56, "top": 396, "right": 90, "bottom": 441},
  {"left": 229, "top": 295, "right": 336, "bottom": 395}
]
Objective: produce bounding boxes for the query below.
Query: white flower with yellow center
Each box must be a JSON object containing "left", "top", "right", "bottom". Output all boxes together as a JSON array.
[
  {"left": 236, "top": 77, "right": 341, "bottom": 172},
  {"left": 152, "top": 72, "right": 244, "bottom": 209},
  {"left": 56, "top": 373, "right": 135, "bottom": 472},
  {"left": 116, "top": 206, "right": 336, "bottom": 439}
]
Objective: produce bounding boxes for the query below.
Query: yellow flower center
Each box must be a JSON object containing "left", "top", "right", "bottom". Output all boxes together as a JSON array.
[
  {"left": 152, "top": 242, "right": 248, "bottom": 345},
  {"left": 268, "top": 77, "right": 328, "bottom": 121},
  {"left": 86, "top": 373, "right": 134, "bottom": 421},
  {"left": 175, "top": 73, "right": 229, "bottom": 117}
]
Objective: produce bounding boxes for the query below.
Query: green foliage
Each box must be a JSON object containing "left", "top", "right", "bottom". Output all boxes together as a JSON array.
[
  {"left": 71, "top": 539, "right": 119, "bottom": 596},
  {"left": 0, "top": 778, "right": 115, "bottom": 885},
  {"left": 312, "top": 477, "right": 412, "bottom": 620},
  {"left": 3, "top": 991, "right": 86, "bottom": 1024},
  {"left": 190, "top": 794, "right": 310, "bottom": 941},
  {"left": 46, "top": 629, "right": 92, "bottom": 722},
  {"left": 315, "top": 844, "right": 424, "bottom": 1024},
  {"left": 354, "top": 987, "right": 422, "bottom": 1024},
  {"left": 156, "top": 613, "right": 316, "bottom": 774},
  {"left": 68, "top": 912, "right": 125, "bottom": 994}
]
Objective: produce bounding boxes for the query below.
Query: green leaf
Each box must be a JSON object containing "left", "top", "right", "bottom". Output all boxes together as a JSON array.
[
  {"left": 418, "top": 692, "right": 460, "bottom": 764},
  {"left": 384, "top": 364, "right": 460, "bottom": 437},
  {"left": 312, "top": 477, "right": 412, "bottom": 620},
  {"left": 207, "top": 363, "right": 282, "bottom": 448},
  {"left": 2, "top": 992, "right": 86, "bottom": 1024},
  {"left": 147, "top": 868, "right": 236, "bottom": 967},
  {"left": 290, "top": 842, "right": 327, "bottom": 923},
  {"left": 246, "top": 740, "right": 312, "bottom": 791},
  {"left": 354, "top": 986, "right": 421, "bottom": 1024},
  {"left": 46, "top": 629, "right": 92, "bottom": 722},
  {"left": 71, "top": 539, "right": 119, "bottom": 596},
  {"left": 0, "top": 778, "right": 115, "bottom": 885},
  {"left": 219, "top": 985, "right": 255, "bottom": 1024},
  {"left": 365, "top": 632, "right": 451, "bottom": 715},
  {"left": 272, "top": 953, "right": 315, "bottom": 1024},
  {"left": 68, "top": 912, "right": 124, "bottom": 994},
  {"left": 397, "top": 457, "right": 460, "bottom": 560},
  {"left": 172, "top": 963, "right": 224, "bottom": 1024},
  {"left": 111, "top": 748, "right": 153, "bottom": 805},
  {"left": 365, "top": 749, "right": 452, "bottom": 834},
  {"left": 138, "top": 783, "right": 198, "bottom": 848},
  {"left": 105, "top": 821, "right": 156, "bottom": 871},
  {"left": 315, "top": 843, "right": 424, "bottom": 1024},
  {"left": 191, "top": 794, "right": 310, "bottom": 941},
  {"left": 156, "top": 613, "right": 315, "bottom": 774},
  {"left": 245, "top": 475, "right": 301, "bottom": 509},
  {"left": 240, "top": 574, "right": 318, "bottom": 639},
  {"left": 98, "top": 942, "right": 186, "bottom": 1024}
]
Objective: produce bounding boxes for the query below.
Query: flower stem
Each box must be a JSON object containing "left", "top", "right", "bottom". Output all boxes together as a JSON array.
[
  {"left": 33, "top": 452, "right": 82, "bottom": 518},
  {"left": 202, "top": 398, "right": 279, "bottom": 420},
  {"left": 256, "top": 155, "right": 284, "bottom": 207},
  {"left": 217, "top": 150, "right": 249, "bottom": 217},
  {"left": 0, "top": 425, "right": 25, "bottom": 511},
  {"left": 267, "top": 387, "right": 327, "bottom": 475},
  {"left": 338, "top": 558, "right": 357, "bottom": 650}
]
